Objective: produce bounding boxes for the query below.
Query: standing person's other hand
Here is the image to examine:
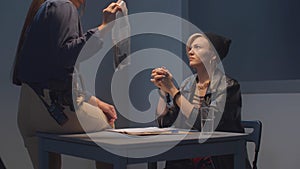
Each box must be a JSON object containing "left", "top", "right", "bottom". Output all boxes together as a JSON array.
[{"left": 89, "top": 96, "right": 117, "bottom": 127}]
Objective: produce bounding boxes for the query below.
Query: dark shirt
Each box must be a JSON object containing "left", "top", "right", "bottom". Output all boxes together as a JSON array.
[
  {"left": 17, "top": 0, "right": 101, "bottom": 87},
  {"left": 158, "top": 70, "right": 251, "bottom": 169},
  {"left": 158, "top": 71, "right": 244, "bottom": 133}
]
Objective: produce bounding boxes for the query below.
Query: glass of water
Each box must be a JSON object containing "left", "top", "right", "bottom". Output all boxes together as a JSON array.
[{"left": 200, "top": 107, "right": 215, "bottom": 134}]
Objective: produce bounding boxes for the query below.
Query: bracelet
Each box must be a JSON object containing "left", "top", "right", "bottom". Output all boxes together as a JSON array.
[{"left": 172, "top": 91, "right": 181, "bottom": 103}]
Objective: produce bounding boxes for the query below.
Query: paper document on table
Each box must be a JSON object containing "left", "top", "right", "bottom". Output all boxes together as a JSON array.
[{"left": 106, "top": 127, "right": 196, "bottom": 136}]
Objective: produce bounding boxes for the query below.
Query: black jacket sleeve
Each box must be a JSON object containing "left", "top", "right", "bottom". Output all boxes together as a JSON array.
[
  {"left": 47, "top": 1, "right": 102, "bottom": 68},
  {"left": 215, "top": 77, "right": 244, "bottom": 133}
]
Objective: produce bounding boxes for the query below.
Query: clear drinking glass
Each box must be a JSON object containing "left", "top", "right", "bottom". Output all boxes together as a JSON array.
[{"left": 200, "top": 107, "right": 215, "bottom": 134}]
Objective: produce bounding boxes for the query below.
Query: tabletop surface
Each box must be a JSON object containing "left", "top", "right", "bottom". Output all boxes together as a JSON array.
[
  {"left": 37, "top": 130, "right": 247, "bottom": 149},
  {"left": 38, "top": 130, "right": 248, "bottom": 165}
]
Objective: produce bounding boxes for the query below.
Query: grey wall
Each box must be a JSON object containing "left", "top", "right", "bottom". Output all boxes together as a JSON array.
[
  {"left": 188, "top": 0, "right": 300, "bottom": 93},
  {"left": 1, "top": 0, "right": 300, "bottom": 169},
  {"left": 189, "top": 0, "right": 300, "bottom": 82},
  {"left": 87, "top": 0, "right": 187, "bottom": 128},
  {"left": 242, "top": 93, "right": 300, "bottom": 169},
  {"left": 1, "top": 0, "right": 33, "bottom": 168}
]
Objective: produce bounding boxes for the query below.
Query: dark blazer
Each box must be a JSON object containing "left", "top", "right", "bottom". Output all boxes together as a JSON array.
[{"left": 15, "top": 0, "right": 102, "bottom": 87}]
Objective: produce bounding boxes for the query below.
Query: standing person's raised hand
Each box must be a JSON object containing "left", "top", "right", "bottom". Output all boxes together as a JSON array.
[{"left": 100, "top": 2, "right": 122, "bottom": 29}]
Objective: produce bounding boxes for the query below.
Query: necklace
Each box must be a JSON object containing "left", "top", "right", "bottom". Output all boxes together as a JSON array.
[{"left": 197, "top": 80, "right": 210, "bottom": 90}]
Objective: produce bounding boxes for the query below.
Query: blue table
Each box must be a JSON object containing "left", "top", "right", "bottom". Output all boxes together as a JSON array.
[{"left": 37, "top": 131, "right": 247, "bottom": 169}]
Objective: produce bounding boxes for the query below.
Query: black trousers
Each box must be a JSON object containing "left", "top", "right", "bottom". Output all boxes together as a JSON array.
[
  {"left": 165, "top": 159, "right": 194, "bottom": 169},
  {"left": 164, "top": 159, "right": 215, "bottom": 169}
]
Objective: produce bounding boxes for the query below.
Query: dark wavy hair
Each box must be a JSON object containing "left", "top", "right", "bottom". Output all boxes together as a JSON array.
[{"left": 12, "top": 0, "right": 46, "bottom": 85}]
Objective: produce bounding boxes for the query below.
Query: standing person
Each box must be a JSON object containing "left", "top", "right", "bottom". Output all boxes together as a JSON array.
[
  {"left": 12, "top": 0, "right": 123, "bottom": 168},
  {"left": 151, "top": 32, "right": 251, "bottom": 169}
]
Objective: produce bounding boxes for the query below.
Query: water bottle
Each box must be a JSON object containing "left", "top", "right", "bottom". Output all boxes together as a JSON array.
[{"left": 112, "top": 0, "right": 131, "bottom": 70}]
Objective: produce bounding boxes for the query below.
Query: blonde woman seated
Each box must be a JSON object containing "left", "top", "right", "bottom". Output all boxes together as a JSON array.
[{"left": 151, "top": 32, "right": 251, "bottom": 169}]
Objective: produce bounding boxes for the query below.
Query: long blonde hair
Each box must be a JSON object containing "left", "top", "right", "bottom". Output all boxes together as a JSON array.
[{"left": 12, "top": 0, "right": 45, "bottom": 85}]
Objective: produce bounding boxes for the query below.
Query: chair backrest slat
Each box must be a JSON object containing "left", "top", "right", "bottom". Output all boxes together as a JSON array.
[{"left": 241, "top": 120, "right": 262, "bottom": 169}]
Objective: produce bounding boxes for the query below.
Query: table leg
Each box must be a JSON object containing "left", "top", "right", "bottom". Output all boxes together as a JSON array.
[
  {"left": 148, "top": 162, "right": 157, "bottom": 169},
  {"left": 234, "top": 140, "right": 246, "bottom": 169},
  {"left": 38, "top": 148, "right": 49, "bottom": 169},
  {"left": 113, "top": 159, "right": 127, "bottom": 169}
]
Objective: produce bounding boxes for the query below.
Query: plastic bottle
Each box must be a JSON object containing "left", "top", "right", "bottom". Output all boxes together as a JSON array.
[{"left": 112, "top": 0, "right": 131, "bottom": 70}]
